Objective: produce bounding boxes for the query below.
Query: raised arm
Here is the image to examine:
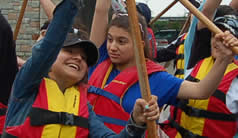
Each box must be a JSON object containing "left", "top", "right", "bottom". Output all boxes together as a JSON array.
[
  {"left": 90, "top": 0, "right": 111, "bottom": 48},
  {"left": 177, "top": 31, "right": 237, "bottom": 99},
  {"left": 40, "top": 0, "right": 56, "bottom": 20},
  {"left": 12, "top": 0, "right": 78, "bottom": 99},
  {"left": 197, "top": 0, "right": 222, "bottom": 30}
]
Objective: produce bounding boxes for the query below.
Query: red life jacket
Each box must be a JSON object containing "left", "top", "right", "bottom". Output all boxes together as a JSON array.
[
  {"left": 4, "top": 78, "right": 89, "bottom": 138},
  {"left": 163, "top": 57, "right": 238, "bottom": 138},
  {"left": 88, "top": 58, "right": 165, "bottom": 133},
  {"left": 147, "top": 27, "right": 157, "bottom": 59},
  {"left": 0, "top": 103, "right": 7, "bottom": 136}
]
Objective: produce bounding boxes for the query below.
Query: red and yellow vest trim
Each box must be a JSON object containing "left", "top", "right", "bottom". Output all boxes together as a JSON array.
[
  {"left": 88, "top": 58, "right": 165, "bottom": 133},
  {"left": 4, "top": 78, "right": 89, "bottom": 138},
  {"left": 165, "top": 57, "right": 238, "bottom": 138}
]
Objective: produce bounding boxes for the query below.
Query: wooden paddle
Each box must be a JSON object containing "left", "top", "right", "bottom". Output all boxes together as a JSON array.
[
  {"left": 149, "top": 0, "right": 178, "bottom": 26},
  {"left": 178, "top": 0, "right": 238, "bottom": 54},
  {"left": 178, "top": 13, "right": 191, "bottom": 36},
  {"left": 13, "top": 0, "right": 29, "bottom": 41},
  {"left": 126, "top": 0, "right": 159, "bottom": 137}
]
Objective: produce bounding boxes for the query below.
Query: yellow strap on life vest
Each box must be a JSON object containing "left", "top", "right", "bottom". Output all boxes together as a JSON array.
[
  {"left": 101, "top": 64, "right": 113, "bottom": 89},
  {"left": 41, "top": 78, "right": 80, "bottom": 138}
]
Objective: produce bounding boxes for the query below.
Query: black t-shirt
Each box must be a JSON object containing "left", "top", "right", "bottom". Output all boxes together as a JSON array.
[
  {"left": 156, "top": 34, "right": 185, "bottom": 63},
  {"left": 187, "top": 28, "right": 212, "bottom": 69},
  {"left": 156, "top": 44, "right": 177, "bottom": 63},
  {"left": 0, "top": 13, "right": 18, "bottom": 105}
]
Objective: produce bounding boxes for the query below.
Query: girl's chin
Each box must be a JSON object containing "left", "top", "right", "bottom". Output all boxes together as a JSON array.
[{"left": 110, "top": 59, "right": 120, "bottom": 64}]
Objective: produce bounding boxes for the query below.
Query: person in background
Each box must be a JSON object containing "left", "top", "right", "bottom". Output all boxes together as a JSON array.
[
  {"left": 161, "top": 0, "right": 238, "bottom": 136},
  {"left": 156, "top": 33, "right": 187, "bottom": 78},
  {"left": 16, "top": 20, "right": 51, "bottom": 69},
  {"left": 36, "top": 20, "right": 51, "bottom": 42},
  {"left": 155, "top": 0, "right": 201, "bottom": 79},
  {"left": 136, "top": 2, "right": 157, "bottom": 59},
  {"left": 0, "top": 12, "right": 18, "bottom": 138}
]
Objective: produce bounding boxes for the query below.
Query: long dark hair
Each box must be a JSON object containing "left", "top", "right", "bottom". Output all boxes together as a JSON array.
[{"left": 107, "top": 12, "right": 152, "bottom": 59}]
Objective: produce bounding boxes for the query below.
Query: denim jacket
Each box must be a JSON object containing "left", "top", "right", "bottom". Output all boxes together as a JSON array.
[{"left": 4, "top": 0, "right": 145, "bottom": 137}]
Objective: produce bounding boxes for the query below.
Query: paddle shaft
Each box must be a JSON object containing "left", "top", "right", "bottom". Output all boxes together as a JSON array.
[
  {"left": 149, "top": 0, "right": 178, "bottom": 26},
  {"left": 178, "top": 13, "right": 191, "bottom": 36},
  {"left": 126, "top": 0, "right": 158, "bottom": 137},
  {"left": 13, "top": 0, "right": 28, "bottom": 41}
]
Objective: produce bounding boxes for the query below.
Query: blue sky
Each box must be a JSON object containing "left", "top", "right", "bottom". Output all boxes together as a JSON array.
[{"left": 136, "top": 0, "right": 232, "bottom": 17}]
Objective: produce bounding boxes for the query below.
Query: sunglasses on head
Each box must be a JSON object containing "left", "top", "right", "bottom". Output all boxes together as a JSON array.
[
  {"left": 114, "top": 12, "right": 145, "bottom": 38},
  {"left": 214, "top": 15, "right": 238, "bottom": 28},
  {"left": 214, "top": 15, "right": 238, "bottom": 37}
]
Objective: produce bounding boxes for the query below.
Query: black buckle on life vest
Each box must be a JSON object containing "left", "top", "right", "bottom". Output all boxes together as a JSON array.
[
  {"left": 60, "top": 112, "right": 74, "bottom": 125},
  {"left": 29, "top": 107, "right": 88, "bottom": 128},
  {"left": 186, "top": 106, "right": 200, "bottom": 117}
]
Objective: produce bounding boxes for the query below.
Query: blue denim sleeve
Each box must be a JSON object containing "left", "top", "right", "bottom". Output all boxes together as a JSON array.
[
  {"left": 12, "top": 0, "right": 78, "bottom": 99},
  {"left": 87, "top": 104, "right": 146, "bottom": 138},
  {"left": 5, "top": 0, "right": 79, "bottom": 127}
]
